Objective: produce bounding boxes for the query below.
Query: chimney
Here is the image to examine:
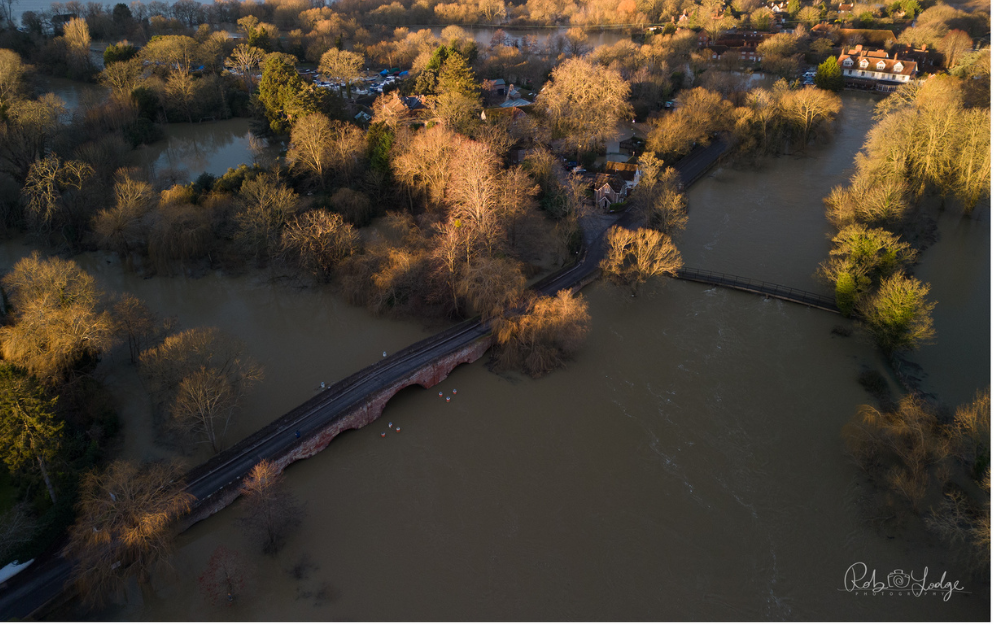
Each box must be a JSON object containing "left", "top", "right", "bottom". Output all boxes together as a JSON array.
[{"left": 920, "top": 44, "right": 926, "bottom": 51}]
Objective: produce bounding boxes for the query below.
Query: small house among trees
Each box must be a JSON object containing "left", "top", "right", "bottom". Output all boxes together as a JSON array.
[
  {"left": 604, "top": 162, "right": 642, "bottom": 190},
  {"left": 594, "top": 174, "right": 628, "bottom": 210}
]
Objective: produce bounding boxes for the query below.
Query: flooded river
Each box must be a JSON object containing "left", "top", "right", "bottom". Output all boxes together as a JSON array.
[
  {"left": 40, "top": 78, "right": 273, "bottom": 182},
  {"left": 1, "top": 91, "right": 988, "bottom": 619},
  {"left": 134, "top": 118, "right": 281, "bottom": 182}
]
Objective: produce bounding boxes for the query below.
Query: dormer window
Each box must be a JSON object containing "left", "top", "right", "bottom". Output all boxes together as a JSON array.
[
  {"left": 843, "top": 58, "right": 853, "bottom": 67},
  {"left": 893, "top": 62, "right": 903, "bottom": 72},
  {"left": 876, "top": 60, "right": 886, "bottom": 70},
  {"left": 859, "top": 58, "right": 869, "bottom": 68}
]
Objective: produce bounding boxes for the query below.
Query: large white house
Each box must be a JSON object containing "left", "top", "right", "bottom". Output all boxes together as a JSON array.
[{"left": 836, "top": 45, "right": 919, "bottom": 92}]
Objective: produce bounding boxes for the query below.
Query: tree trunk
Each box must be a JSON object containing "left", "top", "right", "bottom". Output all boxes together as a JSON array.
[{"left": 38, "top": 455, "right": 56, "bottom": 504}]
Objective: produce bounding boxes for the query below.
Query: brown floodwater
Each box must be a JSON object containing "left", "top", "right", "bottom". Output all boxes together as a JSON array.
[
  {"left": 0, "top": 91, "right": 988, "bottom": 619},
  {"left": 134, "top": 118, "right": 282, "bottom": 182}
]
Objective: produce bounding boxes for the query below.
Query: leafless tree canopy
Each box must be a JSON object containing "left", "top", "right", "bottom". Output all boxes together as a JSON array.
[
  {"left": 493, "top": 289, "right": 591, "bottom": 378},
  {"left": 280, "top": 209, "right": 358, "bottom": 282},
  {"left": 68, "top": 460, "right": 194, "bottom": 606},
  {"left": 0, "top": 253, "right": 116, "bottom": 383},
  {"left": 536, "top": 58, "right": 633, "bottom": 156},
  {"left": 238, "top": 459, "right": 302, "bottom": 554},
  {"left": 140, "top": 327, "right": 262, "bottom": 453},
  {"left": 601, "top": 225, "right": 683, "bottom": 291},
  {"left": 199, "top": 545, "right": 255, "bottom": 605},
  {"left": 0, "top": 504, "right": 38, "bottom": 563}
]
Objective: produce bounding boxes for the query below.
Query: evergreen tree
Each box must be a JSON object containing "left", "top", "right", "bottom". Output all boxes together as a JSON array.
[
  {"left": 437, "top": 54, "right": 479, "bottom": 99},
  {"left": 816, "top": 55, "right": 845, "bottom": 91},
  {"left": 103, "top": 41, "right": 137, "bottom": 65},
  {"left": 256, "top": 55, "right": 324, "bottom": 133},
  {"left": 0, "top": 364, "right": 62, "bottom": 504},
  {"left": 366, "top": 121, "right": 395, "bottom": 174}
]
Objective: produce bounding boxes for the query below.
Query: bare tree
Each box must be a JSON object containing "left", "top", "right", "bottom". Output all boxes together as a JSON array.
[
  {"left": 648, "top": 88, "right": 732, "bottom": 158},
  {"left": 235, "top": 173, "right": 298, "bottom": 261},
  {"left": 535, "top": 58, "right": 633, "bottom": 157},
  {"left": 63, "top": 17, "right": 92, "bottom": 76},
  {"left": 318, "top": 48, "right": 364, "bottom": 97},
  {"left": 140, "top": 327, "right": 262, "bottom": 452},
  {"left": 948, "top": 388, "right": 990, "bottom": 472},
  {"left": 165, "top": 68, "right": 196, "bottom": 122},
  {"left": 447, "top": 141, "right": 503, "bottom": 257},
  {"left": 68, "top": 460, "right": 195, "bottom": 606},
  {"left": 199, "top": 546, "right": 254, "bottom": 606},
  {"left": 630, "top": 154, "right": 688, "bottom": 234},
  {"left": 21, "top": 155, "right": 93, "bottom": 233},
  {"left": 493, "top": 289, "right": 591, "bottom": 378},
  {"left": 842, "top": 396, "right": 949, "bottom": 510},
  {"left": 287, "top": 113, "right": 335, "bottom": 188},
  {"left": 601, "top": 226, "right": 682, "bottom": 292},
  {"left": 0, "top": 253, "right": 116, "bottom": 383},
  {"left": 225, "top": 44, "right": 265, "bottom": 94},
  {"left": 456, "top": 256, "right": 525, "bottom": 318},
  {"left": 113, "top": 294, "right": 164, "bottom": 364},
  {"left": 170, "top": 365, "right": 259, "bottom": 453},
  {"left": 779, "top": 86, "right": 843, "bottom": 151},
  {"left": 0, "top": 503, "right": 37, "bottom": 564},
  {"left": 940, "top": 29, "right": 973, "bottom": 68},
  {"left": 392, "top": 124, "right": 461, "bottom": 212},
  {"left": 92, "top": 171, "right": 154, "bottom": 263},
  {"left": 238, "top": 459, "right": 301, "bottom": 554},
  {"left": 99, "top": 58, "right": 144, "bottom": 102},
  {"left": 0, "top": 49, "right": 25, "bottom": 108},
  {"left": 280, "top": 209, "right": 357, "bottom": 281}
]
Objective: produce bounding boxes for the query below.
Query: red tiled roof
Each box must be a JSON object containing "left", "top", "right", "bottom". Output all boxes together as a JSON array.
[{"left": 837, "top": 51, "right": 918, "bottom": 76}]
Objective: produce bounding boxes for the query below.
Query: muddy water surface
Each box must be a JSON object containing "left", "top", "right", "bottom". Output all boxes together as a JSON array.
[{"left": 135, "top": 118, "right": 281, "bottom": 182}]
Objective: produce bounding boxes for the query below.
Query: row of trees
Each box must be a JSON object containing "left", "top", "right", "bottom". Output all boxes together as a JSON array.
[
  {"left": 647, "top": 80, "right": 842, "bottom": 163},
  {"left": 818, "top": 70, "right": 989, "bottom": 355},
  {"left": 843, "top": 389, "right": 989, "bottom": 572}
]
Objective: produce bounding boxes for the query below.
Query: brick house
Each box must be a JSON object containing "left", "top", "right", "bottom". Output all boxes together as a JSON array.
[{"left": 594, "top": 174, "right": 628, "bottom": 210}]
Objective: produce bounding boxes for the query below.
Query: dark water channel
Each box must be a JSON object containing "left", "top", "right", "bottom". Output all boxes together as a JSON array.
[{"left": 0, "top": 90, "right": 987, "bottom": 619}]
